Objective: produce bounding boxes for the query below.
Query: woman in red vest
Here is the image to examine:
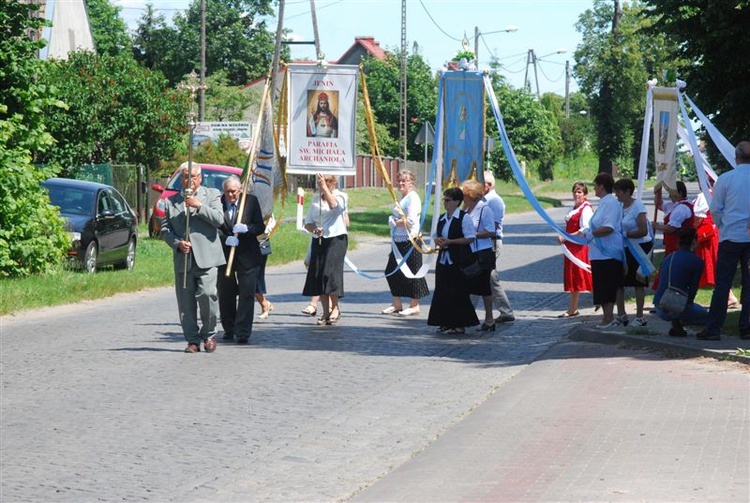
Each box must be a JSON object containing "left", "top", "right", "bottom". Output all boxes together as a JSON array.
[
  {"left": 557, "top": 181, "right": 593, "bottom": 317},
  {"left": 654, "top": 180, "right": 695, "bottom": 256}
]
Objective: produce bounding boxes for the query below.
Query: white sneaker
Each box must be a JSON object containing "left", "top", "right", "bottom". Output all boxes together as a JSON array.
[
  {"left": 381, "top": 305, "right": 401, "bottom": 315},
  {"left": 630, "top": 317, "right": 647, "bottom": 327},
  {"left": 398, "top": 306, "right": 420, "bottom": 316},
  {"left": 595, "top": 320, "right": 620, "bottom": 330}
]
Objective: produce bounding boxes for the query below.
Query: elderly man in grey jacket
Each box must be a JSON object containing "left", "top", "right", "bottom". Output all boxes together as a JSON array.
[{"left": 161, "top": 162, "right": 226, "bottom": 353}]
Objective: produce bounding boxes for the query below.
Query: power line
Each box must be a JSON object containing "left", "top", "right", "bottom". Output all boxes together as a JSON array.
[{"left": 417, "top": 0, "right": 461, "bottom": 42}]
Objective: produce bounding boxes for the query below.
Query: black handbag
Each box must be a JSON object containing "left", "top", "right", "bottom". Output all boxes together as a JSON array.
[
  {"left": 476, "top": 247, "right": 495, "bottom": 270},
  {"left": 461, "top": 260, "right": 482, "bottom": 278},
  {"left": 259, "top": 239, "right": 272, "bottom": 256}
]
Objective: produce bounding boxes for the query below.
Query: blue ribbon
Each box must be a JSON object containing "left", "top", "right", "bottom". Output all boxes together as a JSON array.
[{"left": 483, "top": 77, "right": 587, "bottom": 246}]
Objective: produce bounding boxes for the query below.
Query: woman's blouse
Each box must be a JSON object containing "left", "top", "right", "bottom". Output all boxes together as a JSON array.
[
  {"left": 621, "top": 199, "right": 652, "bottom": 244},
  {"left": 465, "top": 200, "right": 496, "bottom": 252},
  {"left": 434, "top": 209, "right": 475, "bottom": 265},
  {"left": 663, "top": 199, "right": 693, "bottom": 228},
  {"left": 304, "top": 189, "right": 348, "bottom": 237},
  {"left": 389, "top": 190, "right": 421, "bottom": 242},
  {"left": 565, "top": 202, "right": 593, "bottom": 231},
  {"left": 584, "top": 193, "right": 623, "bottom": 261}
]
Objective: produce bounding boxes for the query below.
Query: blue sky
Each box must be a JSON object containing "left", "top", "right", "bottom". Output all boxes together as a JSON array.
[{"left": 115, "top": 0, "right": 591, "bottom": 95}]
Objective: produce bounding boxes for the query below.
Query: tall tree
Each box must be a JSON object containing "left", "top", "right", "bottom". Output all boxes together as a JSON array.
[
  {"left": 134, "top": 0, "right": 284, "bottom": 86},
  {"left": 204, "top": 70, "right": 256, "bottom": 121},
  {"left": 641, "top": 0, "right": 750, "bottom": 159},
  {"left": 575, "top": 0, "right": 678, "bottom": 176},
  {"left": 361, "top": 51, "right": 438, "bottom": 161},
  {"left": 1, "top": 1, "right": 70, "bottom": 277},
  {"left": 39, "top": 51, "right": 190, "bottom": 179},
  {"left": 486, "top": 77, "right": 562, "bottom": 181},
  {"left": 85, "top": 0, "right": 132, "bottom": 57}
]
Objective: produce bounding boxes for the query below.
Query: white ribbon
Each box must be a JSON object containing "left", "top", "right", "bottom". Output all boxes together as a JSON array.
[{"left": 559, "top": 244, "right": 591, "bottom": 273}]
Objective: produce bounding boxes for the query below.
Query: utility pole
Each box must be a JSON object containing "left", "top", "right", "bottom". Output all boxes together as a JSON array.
[
  {"left": 399, "top": 0, "right": 407, "bottom": 162},
  {"left": 474, "top": 26, "right": 480, "bottom": 63},
  {"left": 271, "top": 0, "right": 285, "bottom": 101},
  {"left": 199, "top": 0, "right": 206, "bottom": 121},
  {"left": 532, "top": 49, "right": 540, "bottom": 99},
  {"left": 565, "top": 60, "right": 570, "bottom": 118},
  {"left": 310, "top": 0, "right": 321, "bottom": 59}
]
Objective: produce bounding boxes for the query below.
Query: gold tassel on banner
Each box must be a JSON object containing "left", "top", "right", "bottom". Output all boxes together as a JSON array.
[
  {"left": 446, "top": 159, "right": 459, "bottom": 188},
  {"left": 360, "top": 66, "right": 436, "bottom": 255}
]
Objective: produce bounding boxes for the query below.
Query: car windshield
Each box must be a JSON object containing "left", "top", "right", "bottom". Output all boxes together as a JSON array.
[
  {"left": 46, "top": 186, "right": 94, "bottom": 216},
  {"left": 165, "top": 169, "right": 238, "bottom": 192}
]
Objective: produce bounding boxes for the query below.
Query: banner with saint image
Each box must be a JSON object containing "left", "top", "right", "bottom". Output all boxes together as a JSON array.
[
  {"left": 651, "top": 87, "right": 679, "bottom": 191},
  {"left": 442, "top": 71, "right": 485, "bottom": 183},
  {"left": 287, "top": 64, "right": 358, "bottom": 175}
]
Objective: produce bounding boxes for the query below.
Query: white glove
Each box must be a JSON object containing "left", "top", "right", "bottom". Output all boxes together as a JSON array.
[
  {"left": 233, "top": 223, "right": 248, "bottom": 234},
  {"left": 225, "top": 236, "right": 239, "bottom": 247}
]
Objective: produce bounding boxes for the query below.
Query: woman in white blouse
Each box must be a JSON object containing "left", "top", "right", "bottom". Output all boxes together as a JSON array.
[
  {"left": 614, "top": 178, "right": 653, "bottom": 327},
  {"left": 381, "top": 170, "right": 430, "bottom": 316},
  {"left": 462, "top": 180, "right": 498, "bottom": 332},
  {"left": 427, "top": 187, "right": 479, "bottom": 334},
  {"left": 302, "top": 174, "right": 348, "bottom": 326}
]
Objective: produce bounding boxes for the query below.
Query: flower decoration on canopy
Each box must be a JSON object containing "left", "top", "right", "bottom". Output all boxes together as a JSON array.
[{"left": 445, "top": 35, "right": 477, "bottom": 71}]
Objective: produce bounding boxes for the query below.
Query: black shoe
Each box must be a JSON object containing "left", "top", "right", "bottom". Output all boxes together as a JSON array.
[
  {"left": 740, "top": 328, "right": 750, "bottom": 340},
  {"left": 494, "top": 315, "right": 516, "bottom": 323},
  {"left": 668, "top": 327, "right": 687, "bottom": 338},
  {"left": 236, "top": 338, "right": 249, "bottom": 344},
  {"left": 696, "top": 330, "right": 721, "bottom": 341},
  {"left": 222, "top": 333, "right": 235, "bottom": 341}
]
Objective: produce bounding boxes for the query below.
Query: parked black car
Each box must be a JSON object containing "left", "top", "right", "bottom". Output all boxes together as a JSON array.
[{"left": 43, "top": 178, "right": 138, "bottom": 273}]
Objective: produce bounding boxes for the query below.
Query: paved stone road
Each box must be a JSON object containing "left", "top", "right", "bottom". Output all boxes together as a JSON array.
[{"left": 2, "top": 200, "right": 747, "bottom": 502}]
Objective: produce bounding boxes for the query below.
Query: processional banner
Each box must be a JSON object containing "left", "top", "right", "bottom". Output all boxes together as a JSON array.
[
  {"left": 442, "top": 71, "right": 485, "bottom": 183},
  {"left": 251, "top": 98, "right": 285, "bottom": 220},
  {"left": 651, "top": 87, "right": 679, "bottom": 191},
  {"left": 286, "top": 63, "right": 358, "bottom": 175}
]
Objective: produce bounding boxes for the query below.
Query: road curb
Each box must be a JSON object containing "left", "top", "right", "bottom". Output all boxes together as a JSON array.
[{"left": 567, "top": 326, "right": 750, "bottom": 365}]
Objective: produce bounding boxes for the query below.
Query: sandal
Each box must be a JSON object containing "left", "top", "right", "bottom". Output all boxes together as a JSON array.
[
  {"left": 557, "top": 310, "right": 580, "bottom": 318},
  {"left": 259, "top": 300, "right": 274, "bottom": 319},
  {"left": 326, "top": 310, "right": 341, "bottom": 325},
  {"left": 446, "top": 327, "right": 465, "bottom": 334},
  {"left": 301, "top": 305, "right": 317, "bottom": 316}
]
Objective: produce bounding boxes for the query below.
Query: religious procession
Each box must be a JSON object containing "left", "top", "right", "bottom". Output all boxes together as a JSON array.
[{"left": 166, "top": 56, "right": 749, "bottom": 354}]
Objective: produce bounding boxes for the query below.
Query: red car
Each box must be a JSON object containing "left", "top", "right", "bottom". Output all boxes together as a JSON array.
[{"left": 149, "top": 163, "right": 243, "bottom": 237}]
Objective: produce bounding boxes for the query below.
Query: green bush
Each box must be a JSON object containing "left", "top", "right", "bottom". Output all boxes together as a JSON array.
[{"left": 0, "top": 3, "right": 70, "bottom": 277}]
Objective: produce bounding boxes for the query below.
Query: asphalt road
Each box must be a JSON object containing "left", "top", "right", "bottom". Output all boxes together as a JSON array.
[{"left": 2, "top": 196, "right": 748, "bottom": 502}]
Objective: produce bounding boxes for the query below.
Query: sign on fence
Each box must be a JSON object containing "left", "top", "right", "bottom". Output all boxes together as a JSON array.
[{"left": 194, "top": 122, "right": 253, "bottom": 150}]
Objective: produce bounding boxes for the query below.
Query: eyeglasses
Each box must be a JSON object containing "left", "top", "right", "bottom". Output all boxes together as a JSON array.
[{"left": 442, "top": 197, "right": 455, "bottom": 202}]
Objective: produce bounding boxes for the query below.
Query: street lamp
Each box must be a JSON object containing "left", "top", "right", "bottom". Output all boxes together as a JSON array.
[{"left": 474, "top": 25, "right": 519, "bottom": 67}]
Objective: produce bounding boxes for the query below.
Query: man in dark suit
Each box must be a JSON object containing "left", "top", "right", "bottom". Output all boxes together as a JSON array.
[
  {"left": 217, "top": 175, "right": 265, "bottom": 344},
  {"left": 161, "top": 162, "right": 226, "bottom": 353}
]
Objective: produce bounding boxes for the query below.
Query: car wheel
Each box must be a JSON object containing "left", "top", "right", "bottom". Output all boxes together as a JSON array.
[
  {"left": 115, "top": 238, "right": 136, "bottom": 270},
  {"left": 83, "top": 241, "right": 98, "bottom": 273}
]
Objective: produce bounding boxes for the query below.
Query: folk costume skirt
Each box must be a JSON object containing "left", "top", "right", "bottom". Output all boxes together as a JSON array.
[
  {"left": 385, "top": 240, "right": 429, "bottom": 299},
  {"left": 563, "top": 242, "right": 593, "bottom": 292}
]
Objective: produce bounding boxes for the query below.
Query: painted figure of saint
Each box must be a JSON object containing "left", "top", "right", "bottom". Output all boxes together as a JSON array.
[{"left": 307, "top": 92, "right": 339, "bottom": 138}]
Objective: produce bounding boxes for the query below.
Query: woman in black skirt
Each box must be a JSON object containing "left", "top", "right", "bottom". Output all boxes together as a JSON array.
[
  {"left": 382, "top": 170, "right": 430, "bottom": 316},
  {"left": 427, "top": 187, "right": 479, "bottom": 334},
  {"left": 302, "top": 174, "right": 348, "bottom": 325}
]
